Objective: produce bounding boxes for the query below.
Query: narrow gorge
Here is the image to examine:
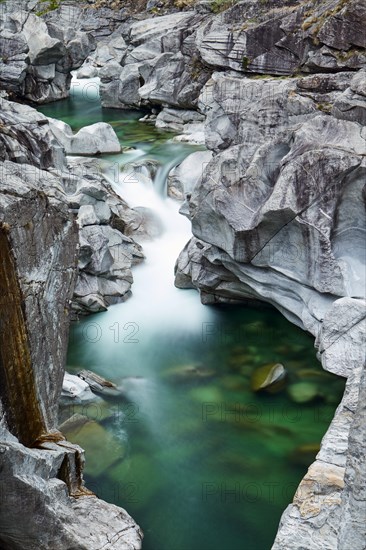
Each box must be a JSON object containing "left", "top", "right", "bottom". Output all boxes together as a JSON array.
[{"left": 0, "top": 1, "right": 365, "bottom": 549}]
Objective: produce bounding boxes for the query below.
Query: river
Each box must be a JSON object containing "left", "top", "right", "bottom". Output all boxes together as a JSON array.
[{"left": 38, "top": 77, "right": 345, "bottom": 550}]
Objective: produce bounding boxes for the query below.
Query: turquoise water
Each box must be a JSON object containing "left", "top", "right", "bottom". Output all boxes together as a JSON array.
[{"left": 41, "top": 78, "right": 345, "bottom": 550}]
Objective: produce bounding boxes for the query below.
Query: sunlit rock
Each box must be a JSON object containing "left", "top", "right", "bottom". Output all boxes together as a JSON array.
[{"left": 250, "top": 363, "right": 287, "bottom": 393}]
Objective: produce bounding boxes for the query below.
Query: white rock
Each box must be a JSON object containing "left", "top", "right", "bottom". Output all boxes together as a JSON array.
[
  {"left": 48, "top": 119, "right": 121, "bottom": 155},
  {"left": 62, "top": 373, "right": 95, "bottom": 402}
]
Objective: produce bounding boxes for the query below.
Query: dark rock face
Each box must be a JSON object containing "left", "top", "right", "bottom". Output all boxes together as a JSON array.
[{"left": 0, "top": 168, "right": 78, "bottom": 444}]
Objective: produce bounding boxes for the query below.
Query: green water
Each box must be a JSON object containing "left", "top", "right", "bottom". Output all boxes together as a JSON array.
[
  {"left": 66, "top": 305, "right": 344, "bottom": 550},
  {"left": 42, "top": 78, "right": 345, "bottom": 550},
  {"left": 38, "top": 77, "right": 199, "bottom": 165}
]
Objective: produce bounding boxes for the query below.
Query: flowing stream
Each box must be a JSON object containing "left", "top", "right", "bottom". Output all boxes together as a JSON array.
[{"left": 39, "top": 78, "right": 345, "bottom": 550}]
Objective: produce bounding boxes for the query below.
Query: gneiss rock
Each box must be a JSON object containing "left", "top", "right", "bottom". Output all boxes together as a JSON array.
[
  {"left": 176, "top": 114, "right": 366, "bottom": 331},
  {"left": 196, "top": 0, "right": 366, "bottom": 76},
  {"left": 0, "top": 97, "right": 65, "bottom": 170},
  {"left": 98, "top": 10, "right": 211, "bottom": 110},
  {"left": 0, "top": 7, "right": 91, "bottom": 103},
  {"left": 0, "top": 99, "right": 145, "bottom": 318}
]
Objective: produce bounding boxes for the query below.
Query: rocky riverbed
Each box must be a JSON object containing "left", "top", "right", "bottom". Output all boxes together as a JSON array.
[{"left": 0, "top": 0, "right": 365, "bottom": 549}]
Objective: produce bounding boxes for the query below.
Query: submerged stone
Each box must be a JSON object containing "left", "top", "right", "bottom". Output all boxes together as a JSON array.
[
  {"left": 250, "top": 363, "right": 287, "bottom": 393},
  {"left": 108, "top": 454, "right": 160, "bottom": 510},
  {"left": 65, "top": 420, "right": 127, "bottom": 477},
  {"left": 163, "top": 363, "right": 215, "bottom": 383},
  {"left": 220, "top": 374, "right": 248, "bottom": 391},
  {"left": 289, "top": 443, "right": 321, "bottom": 467},
  {"left": 188, "top": 385, "right": 223, "bottom": 404},
  {"left": 287, "top": 382, "right": 319, "bottom": 404}
]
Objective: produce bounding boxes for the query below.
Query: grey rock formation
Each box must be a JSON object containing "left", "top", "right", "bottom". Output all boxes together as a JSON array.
[
  {"left": 64, "top": 156, "right": 145, "bottom": 315},
  {"left": 0, "top": 5, "right": 91, "bottom": 102},
  {"left": 272, "top": 299, "right": 366, "bottom": 550},
  {"left": 168, "top": 149, "right": 212, "bottom": 200},
  {"left": 156, "top": 107, "right": 206, "bottom": 143},
  {"left": 0, "top": 98, "right": 145, "bottom": 317},
  {"left": 40, "top": 0, "right": 128, "bottom": 42},
  {"left": 196, "top": 0, "right": 366, "bottom": 76},
  {"left": 0, "top": 163, "right": 142, "bottom": 549},
  {"left": 0, "top": 96, "right": 65, "bottom": 169},
  {"left": 176, "top": 112, "right": 366, "bottom": 326},
  {"left": 96, "top": 10, "right": 211, "bottom": 110},
  {"left": 199, "top": 71, "right": 319, "bottom": 152},
  {"left": 0, "top": 435, "right": 142, "bottom": 550},
  {"left": 48, "top": 118, "right": 122, "bottom": 155}
]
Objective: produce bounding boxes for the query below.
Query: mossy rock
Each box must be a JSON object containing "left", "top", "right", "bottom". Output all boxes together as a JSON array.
[{"left": 250, "top": 363, "right": 287, "bottom": 393}]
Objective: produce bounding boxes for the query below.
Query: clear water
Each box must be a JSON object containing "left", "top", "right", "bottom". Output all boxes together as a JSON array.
[{"left": 40, "top": 78, "right": 345, "bottom": 550}]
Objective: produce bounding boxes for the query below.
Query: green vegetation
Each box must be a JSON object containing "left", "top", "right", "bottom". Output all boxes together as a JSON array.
[
  {"left": 35, "top": 0, "right": 61, "bottom": 16},
  {"left": 316, "top": 102, "right": 333, "bottom": 113},
  {"left": 211, "top": 0, "right": 238, "bottom": 14},
  {"left": 335, "top": 47, "right": 360, "bottom": 61},
  {"left": 242, "top": 55, "right": 250, "bottom": 70},
  {"left": 301, "top": 0, "right": 350, "bottom": 38},
  {"left": 190, "top": 55, "right": 207, "bottom": 80}
]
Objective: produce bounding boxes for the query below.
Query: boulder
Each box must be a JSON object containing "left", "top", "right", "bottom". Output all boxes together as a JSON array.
[
  {"left": 72, "top": 122, "right": 121, "bottom": 155},
  {"left": 250, "top": 363, "right": 287, "bottom": 393},
  {"left": 48, "top": 118, "right": 121, "bottom": 155}
]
